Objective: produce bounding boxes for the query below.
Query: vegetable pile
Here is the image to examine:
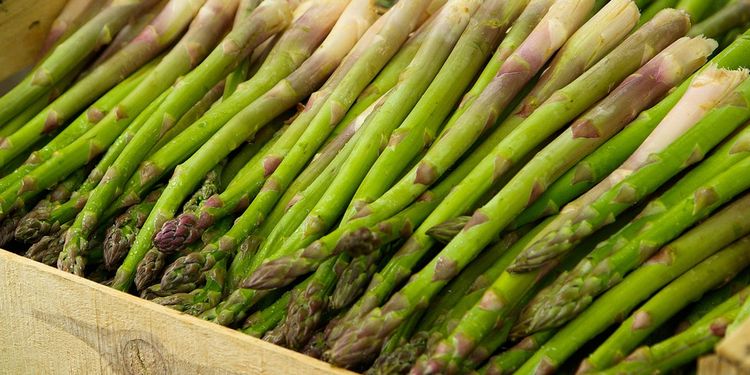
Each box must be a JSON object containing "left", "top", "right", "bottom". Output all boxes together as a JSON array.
[{"left": 3, "top": 0, "right": 750, "bottom": 373}]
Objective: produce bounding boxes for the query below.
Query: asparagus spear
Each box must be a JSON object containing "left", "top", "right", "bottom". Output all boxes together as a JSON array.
[
  {"left": 480, "top": 331, "right": 556, "bottom": 375},
  {"left": 39, "top": 0, "right": 107, "bottom": 58},
  {"left": 0, "top": 0, "right": 239, "bottom": 221},
  {"left": 25, "top": 228, "right": 68, "bottom": 266},
  {"left": 331, "top": 250, "right": 382, "bottom": 310},
  {"left": 0, "top": 0, "right": 161, "bottom": 126},
  {"left": 166, "top": 97, "right": 375, "bottom": 299},
  {"left": 510, "top": 65, "right": 746, "bottom": 274},
  {"left": 151, "top": 0, "right": 420, "bottom": 254},
  {"left": 131, "top": 163, "right": 226, "bottom": 287},
  {"left": 103, "top": 188, "right": 163, "bottom": 271},
  {"left": 515, "top": 167, "right": 750, "bottom": 367},
  {"left": 325, "top": 9, "right": 692, "bottom": 355},
  {"left": 245, "top": 0, "right": 612, "bottom": 290},
  {"left": 112, "top": 0, "right": 374, "bottom": 291},
  {"left": 342, "top": 0, "right": 531, "bottom": 222},
  {"left": 331, "top": 33, "right": 707, "bottom": 370},
  {"left": 111, "top": 0, "right": 378, "bottom": 212},
  {"left": 0, "top": 0, "right": 205, "bottom": 166},
  {"left": 0, "top": 62, "right": 153, "bottom": 195},
  {"left": 204, "top": 0, "right": 476, "bottom": 325},
  {"left": 58, "top": 0, "right": 294, "bottom": 276},
  {"left": 595, "top": 301, "right": 742, "bottom": 375},
  {"left": 688, "top": 0, "right": 750, "bottom": 38},
  {"left": 12, "top": 90, "right": 169, "bottom": 248},
  {"left": 579, "top": 237, "right": 750, "bottom": 372},
  {"left": 520, "top": 89, "right": 750, "bottom": 334},
  {"left": 241, "top": 290, "right": 292, "bottom": 337},
  {"left": 203, "top": 100, "right": 382, "bottom": 323},
  {"left": 280, "top": 256, "right": 347, "bottom": 350},
  {"left": 676, "top": 0, "right": 715, "bottom": 22}
]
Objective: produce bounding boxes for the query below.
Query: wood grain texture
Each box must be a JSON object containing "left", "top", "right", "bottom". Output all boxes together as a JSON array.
[
  {"left": 0, "top": 0, "right": 68, "bottom": 81},
  {"left": 0, "top": 250, "right": 355, "bottom": 375},
  {"left": 718, "top": 320, "right": 750, "bottom": 373},
  {"left": 699, "top": 356, "right": 750, "bottom": 375}
]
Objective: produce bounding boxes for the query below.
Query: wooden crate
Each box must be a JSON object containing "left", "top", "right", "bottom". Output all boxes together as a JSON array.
[{"left": 0, "top": 249, "right": 354, "bottom": 374}]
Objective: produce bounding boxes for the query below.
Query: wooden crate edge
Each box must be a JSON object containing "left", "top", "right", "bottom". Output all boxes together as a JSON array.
[{"left": 0, "top": 249, "right": 355, "bottom": 375}]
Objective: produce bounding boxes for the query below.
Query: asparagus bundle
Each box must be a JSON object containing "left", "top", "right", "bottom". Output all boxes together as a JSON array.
[
  {"left": 9, "top": 2, "right": 750, "bottom": 374},
  {"left": 329, "top": 15, "right": 701, "bottom": 369}
]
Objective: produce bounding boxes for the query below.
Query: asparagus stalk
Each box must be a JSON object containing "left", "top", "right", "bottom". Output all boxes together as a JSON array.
[
  {"left": 102, "top": 188, "right": 163, "bottom": 271},
  {"left": 0, "top": 62, "right": 153, "bottom": 195},
  {"left": 25, "top": 228, "right": 68, "bottom": 266},
  {"left": 676, "top": 0, "right": 714, "bottom": 22},
  {"left": 241, "top": 290, "right": 292, "bottom": 337},
  {"left": 204, "top": 99, "right": 380, "bottom": 323},
  {"left": 331, "top": 250, "right": 382, "bottom": 310},
  {"left": 579, "top": 237, "right": 750, "bottom": 372},
  {"left": 0, "top": 0, "right": 205, "bottom": 166},
  {"left": 516, "top": 167, "right": 750, "bottom": 366},
  {"left": 0, "top": 0, "right": 239, "bottom": 220},
  {"left": 246, "top": 0, "right": 610, "bottom": 290},
  {"left": 325, "top": 10, "right": 691, "bottom": 355},
  {"left": 280, "top": 256, "right": 347, "bottom": 350},
  {"left": 151, "top": 0, "right": 423, "bottom": 255},
  {"left": 595, "top": 300, "right": 743, "bottom": 374},
  {"left": 520, "top": 86, "right": 750, "bottom": 335},
  {"left": 58, "top": 0, "right": 293, "bottom": 276},
  {"left": 111, "top": 0, "right": 376, "bottom": 212},
  {"left": 172, "top": 101, "right": 371, "bottom": 300},
  {"left": 342, "top": 0, "right": 531, "bottom": 221},
  {"left": 112, "top": 0, "right": 371, "bottom": 291},
  {"left": 330, "top": 31, "right": 705, "bottom": 370},
  {"left": 39, "top": 0, "right": 106, "bottom": 57},
  {"left": 134, "top": 165, "right": 225, "bottom": 281},
  {"left": 0, "top": 0, "right": 161, "bottom": 126},
  {"left": 480, "top": 331, "right": 555, "bottom": 375},
  {"left": 13, "top": 90, "right": 169, "bottom": 247},
  {"left": 150, "top": 81, "right": 228, "bottom": 153},
  {"left": 90, "top": 1, "right": 169, "bottom": 68},
  {"left": 511, "top": 65, "right": 745, "bottom": 274},
  {"left": 688, "top": 0, "right": 750, "bottom": 38},
  {"left": 205, "top": 0, "right": 476, "bottom": 325}
]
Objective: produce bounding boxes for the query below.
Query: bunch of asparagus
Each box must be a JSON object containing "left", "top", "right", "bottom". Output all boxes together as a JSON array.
[{"left": 4, "top": 0, "right": 750, "bottom": 373}]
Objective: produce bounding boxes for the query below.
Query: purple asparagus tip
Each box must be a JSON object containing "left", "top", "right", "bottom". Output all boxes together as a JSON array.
[
  {"left": 153, "top": 213, "right": 203, "bottom": 254},
  {"left": 241, "top": 257, "right": 304, "bottom": 290}
]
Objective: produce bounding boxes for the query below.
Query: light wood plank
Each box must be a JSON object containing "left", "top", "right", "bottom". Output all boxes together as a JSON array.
[
  {"left": 698, "top": 355, "right": 750, "bottom": 375},
  {"left": 0, "top": 249, "right": 356, "bottom": 375},
  {"left": 718, "top": 319, "right": 750, "bottom": 373},
  {"left": 0, "top": 0, "right": 68, "bottom": 81}
]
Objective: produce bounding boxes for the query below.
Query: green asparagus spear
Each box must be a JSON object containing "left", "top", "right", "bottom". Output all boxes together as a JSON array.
[
  {"left": 343, "top": 0, "right": 531, "bottom": 222},
  {"left": 335, "top": 32, "right": 707, "bottom": 371},
  {"left": 510, "top": 65, "right": 745, "bottom": 274},
  {"left": 112, "top": 0, "right": 373, "bottom": 291},
  {"left": 325, "top": 10, "right": 693, "bottom": 361},
  {"left": 0, "top": 0, "right": 161, "bottom": 126},
  {"left": 246, "top": 0, "right": 614, "bottom": 291},
  {"left": 241, "top": 290, "right": 292, "bottom": 338},
  {"left": 102, "top": 188, "right": 163, "bottom": 271},
  {"left": 520, "top": 88, "right": 750, "bottom": 334},
  {"left": 111, "top": 0, "right": 375, "bottom": 212},
  {"left": 677, "top": 0, "right": 715, "bottom": 22},
  {"left": 0, "top": 0, "right": 204, "bottom": 165},
  {"left": 480, "top": 331, "right": 555, "bottom": 375},
  {"left": 595, "top": 301, "right": 742, "bottom": 375},
  {"left": 688, "top": 0, "right": 750, "bottom": 38},
  {"left": 58, "top": 0, "right": 294, "bottom": 276},
  {"left": 579, "top": 237, "right": 750, "bottom": 372},
  {"left": 0, "top": 0, "right": 237, "bottom": 221}
]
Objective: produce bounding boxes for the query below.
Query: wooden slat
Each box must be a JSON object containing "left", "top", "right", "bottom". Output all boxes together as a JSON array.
[
  {"left": 698, "top": 356, "right": 750, "bottom": 375},
  {"left": 0, "top": 0, "right": 68, "bottom": 81},
  {"left": 0, "top": 250, "right": 355, "bottom": 375},
  {"left": 718, "top": 319, "right": 750, "bottom": 373}
]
